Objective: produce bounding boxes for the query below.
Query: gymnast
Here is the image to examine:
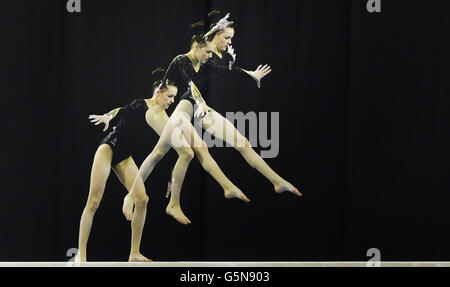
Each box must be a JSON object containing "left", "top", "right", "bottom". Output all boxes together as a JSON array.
[
  {"left": 164, "top": 12, "right": 301, "bottom": 217},
  {"left": 76, "top": 75, "right": 186, "bottom": 262}
]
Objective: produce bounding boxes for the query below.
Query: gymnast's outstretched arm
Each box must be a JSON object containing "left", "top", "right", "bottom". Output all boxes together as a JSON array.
[{"left": 207, "top": 48, "right": 272, "bottom": 88}]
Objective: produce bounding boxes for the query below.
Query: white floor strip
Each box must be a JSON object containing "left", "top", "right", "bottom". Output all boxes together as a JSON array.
[{"left": 0, "top": 262, "right": 449, "bottom": 267}]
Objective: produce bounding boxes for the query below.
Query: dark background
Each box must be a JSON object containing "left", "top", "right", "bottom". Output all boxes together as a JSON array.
[{"left": 1, "top": 0, "right": 449, "bottom": 261}]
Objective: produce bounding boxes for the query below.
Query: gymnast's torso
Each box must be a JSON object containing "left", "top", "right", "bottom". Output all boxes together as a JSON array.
[
  {"left": 99, "top": 98, "right": 158, "bottom": 165},
  {"left": 164, "top": 54, "right": 209, "bottom": 106}
]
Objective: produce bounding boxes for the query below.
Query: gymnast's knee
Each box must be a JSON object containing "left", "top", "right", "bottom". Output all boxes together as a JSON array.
[
  {"left": 179, "top": 148, "right": 194, "bottom": 162},
  {"left": 86, "top": 198, "right": 101, "bottom": 212},
  {"left": 134, "top": 193, "right": 149, "bottom": 207},
  {"left": 169, "top": 113, "right": 188, "bottom": 126}
]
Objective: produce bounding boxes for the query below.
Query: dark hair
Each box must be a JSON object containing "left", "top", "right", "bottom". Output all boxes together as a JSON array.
[
  {"left": 190, "top": 21, "right": 213, "bottom": 48},
  {"left": 151, "top": 67, "right": 176, "bottom": 93}
]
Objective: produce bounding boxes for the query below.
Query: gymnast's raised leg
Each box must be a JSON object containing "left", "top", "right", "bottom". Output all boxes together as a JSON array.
[{"left": 201, "top": 110, "right": 301, "bottom": 196}]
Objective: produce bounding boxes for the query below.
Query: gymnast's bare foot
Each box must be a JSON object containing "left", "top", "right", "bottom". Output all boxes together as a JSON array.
[
  {"left": 122, "top": 193, "right": 134, "bottom": 221},
  {"left": 166, "top": 204, "right": 192, "bottom": 225},
  {"left": 224, "top": 187, "right": 251, "bottom": 202},
  {"left": 129, "top": 253, "right": 152, "bottom": 262},
  {"left": 275, "top": 181, "right": 302, "bottom": 197}
]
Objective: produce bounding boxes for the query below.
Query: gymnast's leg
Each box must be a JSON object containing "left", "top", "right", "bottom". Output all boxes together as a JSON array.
[
  {"left": 127, "top": 176, "right": 150, "bottom": 262},
  {"left": 119, "top": 145, "right": 194, "bottom": 224},
  {"left": 201, "top": 110, "right": 301, "bottom": 197},
  {"left": 112, "top": 157, "right": 151, "bottom": 262},
  {"left": 165, "top": 145, "right": 194, "bottom": 225},
  {"left": 172, "top": 101, "right": 249, "bottom": 201},
  {"left": 76, "top": 144, "right": 113, "bottom": 262}
]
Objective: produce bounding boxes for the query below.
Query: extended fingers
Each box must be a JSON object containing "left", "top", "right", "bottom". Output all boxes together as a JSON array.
[
  {"left": 258, "top": 64, "right": 270, "bottom": 71},
  {"left": 259, "top": 65, "right": 272, "bottom": 77},
  {"left": 218, "top": 14, "right": 232, "bottom": 29},
  {"left": 262, "top": 68, "right": 272, "bottom": 76}
]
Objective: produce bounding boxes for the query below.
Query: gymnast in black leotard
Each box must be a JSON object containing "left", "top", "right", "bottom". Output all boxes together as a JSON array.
[
  {"left": 165, "top": 13, "right": 301, "bottom": 217},
  {"left": 76, "top": 77, "right": 196, "bottom": 262}
]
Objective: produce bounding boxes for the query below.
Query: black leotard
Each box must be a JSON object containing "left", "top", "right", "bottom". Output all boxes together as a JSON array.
[
  {"left": 99, "top": 99, "right": 158, "bottom": 166},
  {"left": 163, "top": 53, "right": 254, "bottom": 108},
  {"left": 203, "top": 51, "right": 255, "bottom": 95},
  {"left": 206, "top": 51, "right": 251, "bottom": 80},
  {"left": 164, "top": 55, "right": 208, "bottom": 107}
]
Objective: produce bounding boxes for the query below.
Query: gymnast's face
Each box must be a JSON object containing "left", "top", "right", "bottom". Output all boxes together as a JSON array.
[
  {"left": 157, "top": 85, "right": 177, "bottom": 109},
  {"left": 214, "top": 27, "right": 234, "bottom": 52},
  {"left": 195, "top": 42, "right": 213, "bottom": 64}
]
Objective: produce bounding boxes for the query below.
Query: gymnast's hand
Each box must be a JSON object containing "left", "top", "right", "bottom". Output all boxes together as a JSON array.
[
  {"left": 216, "top": 13, "right": 233, "bottom": 31},
  {"left": 227, "top": 45, "right": 236, "bottom": 70},
  {"left": 206, "top": 13, "right": 234, "bottom": 38},
  {"left": 252, "top": 64, "right": 272, "bottom": 88},
  {"left": 89, "top": 114, "right": 111, "bottom": 132},
  {"left": 194, "top": 102, "right": 211, "bottom": 118}
]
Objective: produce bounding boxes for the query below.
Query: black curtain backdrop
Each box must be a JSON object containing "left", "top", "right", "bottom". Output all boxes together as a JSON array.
[{"left": 1, "top": 0, "right": 449, "bottom": 261}]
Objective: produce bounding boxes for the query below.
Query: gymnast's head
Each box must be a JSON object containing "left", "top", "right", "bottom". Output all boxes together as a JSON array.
[
  {"left": 190, "top": 22, "right": 214, "bottom": 64},
  {"left": 151, "top": 68, "right": 177, "bottom": 110},
  {"left": 209, "top": 24, "right": 234, "bottom": 52}
]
